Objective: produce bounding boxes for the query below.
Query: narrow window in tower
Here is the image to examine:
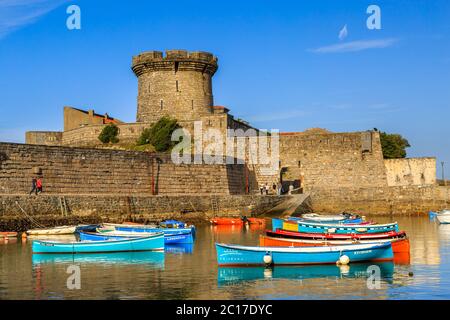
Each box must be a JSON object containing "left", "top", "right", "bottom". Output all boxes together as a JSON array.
[
  {"left": 160, "top": 100, "right": 163, "bottom": 110},
  {"left": 176, "top": 80, "right": 179, "bottom": 92},
  {"left": 191, "top": 100, "right": 194, "bottom": 110},
  {"left": 174, "top": 61, "right": 179, "bottom": 73}
]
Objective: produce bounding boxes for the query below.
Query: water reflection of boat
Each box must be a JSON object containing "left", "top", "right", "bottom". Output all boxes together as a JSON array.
[
  {"left": 211, "top": 224, "right": 264, "bottom": 234},
  {"left": 218, "top": 262, "right": 394, "bottom": 286},
  {"left": 31, "top": 251, "right": 165, "bottom": 268},
  {"left": 165, "top": 243, "right": 194, "bottom": 254}
]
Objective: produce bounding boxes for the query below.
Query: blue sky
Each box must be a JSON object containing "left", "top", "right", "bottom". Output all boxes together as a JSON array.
[{"left": 0, "top": 0, "right": 449, "bottom": 177}]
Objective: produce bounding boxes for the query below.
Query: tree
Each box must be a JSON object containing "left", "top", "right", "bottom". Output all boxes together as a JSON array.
[
  {"left": 379, "top": 131, "right": 410, "bottom": 159},
  {"left": 98, "top": 124, "right": 119, "bottom": 144},
  {"left": 137, "top": 117, "right": 180, "bottom": 152}
]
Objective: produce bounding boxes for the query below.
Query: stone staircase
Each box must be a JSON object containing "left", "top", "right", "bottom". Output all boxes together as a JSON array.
[{"left": 264, "top": 193, "right": 312, "bottom": 217}]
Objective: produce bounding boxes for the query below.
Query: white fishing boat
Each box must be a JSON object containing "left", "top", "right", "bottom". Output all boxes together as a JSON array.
[
  {"left": 26, "top": 225, "right": 77, "bottom": 235},
  {"left": 436, "top": 210, "right": 450, "bottom": 224}
]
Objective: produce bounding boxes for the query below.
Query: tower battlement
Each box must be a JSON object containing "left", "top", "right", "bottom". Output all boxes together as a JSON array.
[
  {"left": 132, "top": 50, "right": 218, "bottom": 77},
  {"left": 132, "top": 50, "right": 218, "bottom": 123}
]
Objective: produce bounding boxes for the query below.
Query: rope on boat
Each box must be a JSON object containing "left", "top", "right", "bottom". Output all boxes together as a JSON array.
[{"left": 14, "top": 201, "right": 45, "bottom": 228}]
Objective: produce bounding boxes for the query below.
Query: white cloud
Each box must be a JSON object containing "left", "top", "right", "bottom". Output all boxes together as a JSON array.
[
  {"left": 338, "top": 24, "right": 348, "bottom": 41},
  {"left": 0, "top": 0, "right": 68, "bottom": 39},
  {"left": 309, "top": 38, "right": 398, "bottom": 54}
]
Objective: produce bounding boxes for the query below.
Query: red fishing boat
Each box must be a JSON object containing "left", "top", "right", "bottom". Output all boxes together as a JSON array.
[
  {"left": 266, "top": 229, "right": 407, "bottom": 240},
  {"left": 210, "top": 217, "right": 266, "bottom": 226},
  {"left": 259, "top": 234, "right": 410, "bottom": 254}
]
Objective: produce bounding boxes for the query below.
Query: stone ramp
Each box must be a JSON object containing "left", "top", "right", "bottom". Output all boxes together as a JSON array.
[{"left": 263, "top": 193, "right": 312, "bottom": 217}]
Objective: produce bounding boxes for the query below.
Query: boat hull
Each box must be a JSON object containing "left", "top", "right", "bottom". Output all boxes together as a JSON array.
[
  {"left": 32, "top": 234, "right": 165, "bottom": 254},
  {"left": 436, "top": 214, "right": 450, "bottom": 224},
  {"left": 273, "top": 218, "right": 399, "bottom": 234},
  {"left": 27, "top": 226, "right": 77, "bottom": 235},
  {"left": 266, "top": 229, "right": 407, "bottom": 240},
  {"left": 210, "top": 218, "right": 265, "bottom": 225},
  {"left": 259, "top": 235, "right": 410, "bottom": 254},
  {"left": 107, "top": 224, "right": 195, "bottom": 240},
  {"left": 216, "top": 242, "right": 394, "bottom": 266},
  {"left": 81, "top": 230, "right": 194, "bottom": 244},
  {"left": 0, "top": 232, "right": 18, "bottom": 238}
]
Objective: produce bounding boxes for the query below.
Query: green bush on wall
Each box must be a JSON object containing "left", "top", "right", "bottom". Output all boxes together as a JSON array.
[
  {"left": 380, "top": 131, "right": 410, "bottom": 159},
  {"left": 137, "top": 117, "right": 180, "bottom": 152},
  {"left": 98, "top": 124, "right": 120, "bottom": 144}
]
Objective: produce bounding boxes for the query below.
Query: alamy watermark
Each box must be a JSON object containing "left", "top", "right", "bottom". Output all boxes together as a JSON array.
[
  {"left": 66, "top": 5, "right": 81, "bottom": 30},
  {"left": 170, "top": 121, "right": 280, "bottom": 171},
  {"left": 366, "top": 265, "right": 381, "bottom": 289},
  {"left": 66, "top": 265, "right": 81, "bottom": 290},
  {"left": 367, "top": 5, "right": 381, "bottom": 30}
]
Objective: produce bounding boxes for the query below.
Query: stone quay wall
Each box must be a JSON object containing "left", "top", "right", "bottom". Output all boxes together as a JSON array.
[
  {"left": 310, "top": 185, "right": 450, "bottom": 215},
  {"left": 0, "top": 194, "right": 285, "bottom": 231},
  {"left": 0, "top": 143, "right": 246, "bottom": 196},
  {"left": 279, "top": 131, "right": 388, "bottom": 191}
]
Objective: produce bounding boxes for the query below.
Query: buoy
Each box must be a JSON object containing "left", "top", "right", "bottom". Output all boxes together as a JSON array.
[
  {"left": 336, "top": 255, "right": 350, "bottom": 265},
  {"left": 263, "top": 253, "right": 273, "bottom": 265}
]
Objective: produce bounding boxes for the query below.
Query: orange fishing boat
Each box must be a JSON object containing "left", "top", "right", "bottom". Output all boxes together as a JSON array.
[
  {"left": 210, "top": 217, "right": 266, "bottom": 226},
  {"left": 259, "top": 235, "right": 410, "bottom": 254},
  {"left": 0, "top": 232, "right": 18, "bottom": 238}
]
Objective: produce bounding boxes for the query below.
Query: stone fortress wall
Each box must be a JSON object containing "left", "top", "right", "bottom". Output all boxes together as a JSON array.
[
  {"left": 12, "top": 48, "right": 448, "bottom": 217},
  {"left": 0, "top": 142, "right": 246, "bottom": 196},
  {"left": 384, "top": 157, "right": 436, "bottom": 187}
]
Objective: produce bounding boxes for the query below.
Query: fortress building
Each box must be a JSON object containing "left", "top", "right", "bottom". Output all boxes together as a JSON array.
[
  {"left": 17, "top": 49, "right": 439, "bottom": 199},
  {"left": 132, "top": 50, "right": 218, "bottom": 123}
]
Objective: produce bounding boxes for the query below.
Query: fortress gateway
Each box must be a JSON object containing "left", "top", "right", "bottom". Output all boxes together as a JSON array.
[{"left": 0, "top": 50, "right": 446, "bottom": 220}]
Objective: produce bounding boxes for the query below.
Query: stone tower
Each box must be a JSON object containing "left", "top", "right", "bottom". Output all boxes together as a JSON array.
[{"left": 132, "top": 50, "right": 218, "bottom": 123}]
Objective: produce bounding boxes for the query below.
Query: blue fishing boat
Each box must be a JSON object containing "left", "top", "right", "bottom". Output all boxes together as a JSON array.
[
  {"left": 215, "top": 242, "right": 393, "bottom": 266},
  {"left": 80, "top": 229, "right": 194, "bottom": 244},
  {"left": 32, "top": 233, "right": 165, "bottom": 254},
  {"left": 103, "top": 223, "right": 196, "bottom": 241},
  {"left": 272, "top": 218, "right": 399, "bottom": 234},
  {"left": 429, "top": 211, "right": 438, "bottom": 220}
]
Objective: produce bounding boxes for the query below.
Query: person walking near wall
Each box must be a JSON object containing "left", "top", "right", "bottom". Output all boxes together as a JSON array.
[
  {"left": 29, "top": 177, "right": 38, "bottom": 195},
  {"left": 265, "top": 183, "right": 269, "bottom": 195},
  {"left": 36, "top": 178, "right": 43, "bottom": 194},
  {"left": 277, "top": 182, "right": 282, "bottom": 195}
]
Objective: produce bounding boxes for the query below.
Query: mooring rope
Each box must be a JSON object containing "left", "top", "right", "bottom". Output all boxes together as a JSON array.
[{"left": 14, "top": 201, "right": 45, "bottom": 228}]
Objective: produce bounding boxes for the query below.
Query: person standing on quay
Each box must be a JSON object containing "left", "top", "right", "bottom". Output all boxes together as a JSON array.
[
  {"left": 29, "top": 177, "right": 38, "bottom": 195},
  {"left": 265, "top": 183, "right": 269, "bottom": 195},
  {"left": 36, "top": 177, "right": 43, "bottom": 194}
]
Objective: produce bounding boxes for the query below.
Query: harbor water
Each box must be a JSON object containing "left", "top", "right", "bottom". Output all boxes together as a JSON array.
[{"left": 1, "top": 215, "right": 449, "bottom": 300}]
